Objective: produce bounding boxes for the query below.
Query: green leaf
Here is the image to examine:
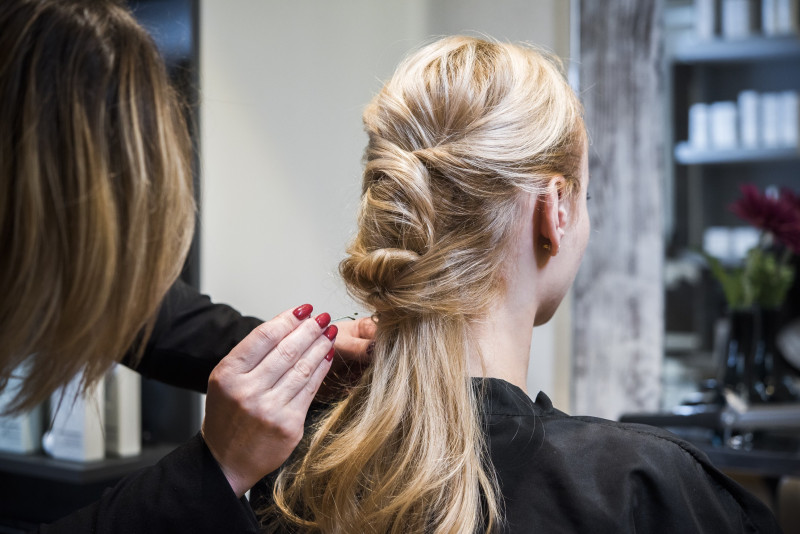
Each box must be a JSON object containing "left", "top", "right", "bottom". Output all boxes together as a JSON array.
[{"left": 703, "top": 252, "right": 749, "bottom": 309}]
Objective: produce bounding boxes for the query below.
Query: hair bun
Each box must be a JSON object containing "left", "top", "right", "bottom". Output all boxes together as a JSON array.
[{"left": 341, "top": 247, "right": 422, "bottom": 314}]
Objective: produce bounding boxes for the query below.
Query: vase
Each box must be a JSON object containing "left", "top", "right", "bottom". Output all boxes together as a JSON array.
[
  {"left": 759, "top": 308, "right": 799, "bottom": 403},
  {"left": 719, "top": 308, "right": 800, "bottom": 404},
  {"left": 719, "top": 309, "right": 756, "bottom": 400}
]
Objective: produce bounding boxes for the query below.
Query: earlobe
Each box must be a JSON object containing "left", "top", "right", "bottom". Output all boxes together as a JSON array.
[{"left": 535, "top": 176, "right": 567, "bottom": 257}]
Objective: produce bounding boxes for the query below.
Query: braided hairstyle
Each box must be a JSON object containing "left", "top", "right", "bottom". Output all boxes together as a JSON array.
[{"left": 266, "top": 36, "right": 584, "bottom": 533}]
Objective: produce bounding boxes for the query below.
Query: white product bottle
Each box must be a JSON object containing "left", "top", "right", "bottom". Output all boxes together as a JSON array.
[
  {"left": 779, "top": 91, "right": 799, "bottom": 148},
  {"left": 738, "top": 90, "right": 760, "bottom": 148},
  {"left": 722, "top": 0, "right": 757, "bottom": 39},
  {"left": 696, "top": 0, "right": 719, "bottom": 39},
  {"left": 42, "top": 372, "right": 105, "bottom": 462},
  {"left": 104, "top": 364, "right": 141, "bottom": 457},
  {"left": 0, "top": 364, "right": 43, "bottom": 454},
  {"left": 689, "top": 102, "right": 711, "bottom": 149},
  {"left": 763, "top": 0, "right": 780, "bottom": 35},
  {"left": 761, "top": 92, "right": 781, "bottom": 148},
  {"left": 710, "top": 101, "right": 739, "bottom": 149},
  {"left": 776, "top": 0, "right": 800, "bottom": 34}
]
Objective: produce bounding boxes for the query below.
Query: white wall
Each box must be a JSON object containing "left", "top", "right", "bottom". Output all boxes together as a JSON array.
[{"left": 200, "top": 0, "right": 572, "bottom": 408}]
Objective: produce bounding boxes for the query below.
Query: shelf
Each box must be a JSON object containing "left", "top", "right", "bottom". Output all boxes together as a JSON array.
[
  {"left": 0, "top": 443, "right": 177, "bottom": 484},
  {"left": 674, "top": 142, "right": 800, "bottom": 164},
  {"left": 672, "top": 36, "right": 800, "bottom": 64}
]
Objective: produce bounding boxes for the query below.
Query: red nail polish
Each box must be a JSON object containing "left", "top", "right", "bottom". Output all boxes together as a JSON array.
[
  {"left": 323, "top": 325, "right": 338, "bottom": 341},
  {"left": 293, "top": 304, "right": 313, "bottom": 320},
  {"left": 315, "top": 312, "right": 331, "bottom": 328},
  {"left": 325, "top": 347, "right": 335, "bottom": 361}
]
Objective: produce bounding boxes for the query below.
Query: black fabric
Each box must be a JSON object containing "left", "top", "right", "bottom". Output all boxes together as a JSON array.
[
  {"left": 253, "top": 378, "right": 782, "bottom": 533},
  {"left": 36, "top": 434, "right": 259, "bottom": 533},
  {"left": 33, "top": 281, "right": 264, "bottom": 533},
  {"left": 481, "top": 378, "right": 781, "bottom": 533},
  {"left": 123, "top": 279, "right": 263, "bottom": 393}
]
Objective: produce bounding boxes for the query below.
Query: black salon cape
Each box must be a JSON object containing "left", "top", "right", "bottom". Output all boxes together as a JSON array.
[
  {"left": 251, "top": 378, "right": 782, "bottom": 533},
  {"left": 36, "top": 280, "right": 263, "bottom": 533},
  {"left": 478, "top": 379, "right": 781, "bottom": 533}
]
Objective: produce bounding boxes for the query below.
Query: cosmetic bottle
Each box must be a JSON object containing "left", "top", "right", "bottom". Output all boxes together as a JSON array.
[
  {"left": 104, "top": 363, "right": 141, "bottom": 457},
  {"left": 0, "top": 364, "right": 43, "bottom": 454},
  {"left": 42, "top": 372, "right": 105, "bottom": 462},
  {"left": 696, "top": 0, "right": 719, "bottom": 39},
  {"left": 721, "top": 0, "right": 757, "bottom": 39},
  {"left": 779, "top": 91, "right": 799, "bottom": 148},
  {"left": 738, "top": 90, "right": 760, "bottom": 149},
  {"left": 710, "top": 101, "right": 738, "bottom": 149},
  {"left": 689, "top": 102, "right": 710, "bottom": 149}
]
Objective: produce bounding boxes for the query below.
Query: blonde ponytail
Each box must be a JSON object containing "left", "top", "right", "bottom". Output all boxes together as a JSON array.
[{"left": 265, "top": 36, "right": 585, "bottom": 533}]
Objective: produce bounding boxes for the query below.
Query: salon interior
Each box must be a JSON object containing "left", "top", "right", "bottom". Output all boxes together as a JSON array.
[{"left": 1, "top": 0, "right": 800, "bottom": 531}]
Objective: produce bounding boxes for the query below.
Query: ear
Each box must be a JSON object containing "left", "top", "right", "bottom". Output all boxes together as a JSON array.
[{"left": 535, "top": 175, "right": 568, "bottom": 257}]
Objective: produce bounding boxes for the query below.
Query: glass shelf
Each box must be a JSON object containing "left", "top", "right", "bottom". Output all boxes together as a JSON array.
[
  {"left": 674, "top": 142, "right": 800, "bottom": 164},
  {"left": 672, "top": 36, "right": 800, "bottom": 64},
  {"left": 0, "top": 444, "right": 177, "bottom": 484}
]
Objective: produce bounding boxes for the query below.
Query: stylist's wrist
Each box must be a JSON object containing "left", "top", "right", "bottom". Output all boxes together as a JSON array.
[{"left": 202, "top": 426, "right": 254, "bottom": 497}]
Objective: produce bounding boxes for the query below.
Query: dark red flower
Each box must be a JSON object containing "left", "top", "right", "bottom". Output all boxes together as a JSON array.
[
  {"left": 781, "top": 187, "right": 800, "bottom": 213},
  {"left": 730, "top": 184, "right": 800, "bottom": 254}
]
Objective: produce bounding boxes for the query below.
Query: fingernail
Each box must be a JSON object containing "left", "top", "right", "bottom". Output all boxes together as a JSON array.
[
  {"left": 366, "top": 342, "right": 375, "bottom": 357},
  {"left": 325, "top": 347, "right": 335, "bottom": 361},
  {"left": 323, "top": 325, "right": 338, "bottom": 341},
  {"left": 293, "top": 304, "right": 313, "bottom": 320},
  {"left": 315, "top": 312, "right": 331, "bottom": 329}
]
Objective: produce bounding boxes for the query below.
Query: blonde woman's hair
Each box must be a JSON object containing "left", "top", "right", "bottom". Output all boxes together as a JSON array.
[
  {"left": 265, "top": 36, "right": 584, "bottom": 533},
  {"left": 0, "top": 0, "right": 195, "bottom": 413}
]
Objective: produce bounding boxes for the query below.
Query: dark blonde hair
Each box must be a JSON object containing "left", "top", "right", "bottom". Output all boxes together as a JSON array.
[
  {"left": 267, "top": 36, "right": 584, "bottom": 533},
  {"left": 0, "top": 0, "right": 195, "bottom": 413}
]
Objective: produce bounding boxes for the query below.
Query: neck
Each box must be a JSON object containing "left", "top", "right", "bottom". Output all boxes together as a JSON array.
[{"left": 468, "top": 294, "right": 537, "bottom": 394}]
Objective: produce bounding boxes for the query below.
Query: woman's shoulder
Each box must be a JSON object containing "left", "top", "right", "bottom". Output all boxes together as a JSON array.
[{"left": 481, "top": 382, "right": 781, "bottom": 533}]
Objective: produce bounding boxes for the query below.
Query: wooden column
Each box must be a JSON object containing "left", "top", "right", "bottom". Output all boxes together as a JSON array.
[{"left": 572, "top": 0, "right": 665, "bottom": 419}]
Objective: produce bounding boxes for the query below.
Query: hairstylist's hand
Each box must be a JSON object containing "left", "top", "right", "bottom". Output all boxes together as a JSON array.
[
  {"left": 202, "top": 304, "right": 336, "bottom": 497},
  {"left": 315, "top": 316, "right": 376, "bottom": 400},
  {"left": 333, "top": 316, "right": 376, "bottom": 363}
]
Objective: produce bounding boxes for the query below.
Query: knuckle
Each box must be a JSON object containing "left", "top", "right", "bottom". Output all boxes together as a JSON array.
[
  {"left": 207, "top": 368, "right": 227, "bottom": 394},
  {"left": 253, "top": 322, "right": 281, "bottom": 347},
  {"left": 284, "top": 422, "right": 304, "bottom": 446},
  {"left": 272, "top": 419, "right": 299, "bottom": 442},
  {"left": 274, "top": 342, "right": 296, "bottom": 365},
  {"left": 302, "top": 380, "right": 318, "bottom": 398},
  {"left": 293, "top": 359, "right": 314, "bottom": 380}
]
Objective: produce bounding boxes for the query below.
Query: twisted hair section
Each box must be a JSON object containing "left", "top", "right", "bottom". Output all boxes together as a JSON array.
[
  {"left": 0, "top": 0, "right": 194, "bottom": 413},
  {"left": 266, "top": 36, "right": 584, "bottom": 533}
]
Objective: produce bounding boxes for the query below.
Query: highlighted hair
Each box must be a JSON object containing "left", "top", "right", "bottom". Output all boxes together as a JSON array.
[
  {"left": 265, "top": 36, "right": 584, "bottom": 533},
  {"left": 0, "top": 0, "right": 194, "bottom": 413}
]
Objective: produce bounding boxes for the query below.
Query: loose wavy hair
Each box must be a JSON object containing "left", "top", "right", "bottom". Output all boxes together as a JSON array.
[
  {"left": 0, "top": 0, "right": 195, "bottom": 413},
  {"left": 264, "top": 36, "right": 585, "bottom": 533}
]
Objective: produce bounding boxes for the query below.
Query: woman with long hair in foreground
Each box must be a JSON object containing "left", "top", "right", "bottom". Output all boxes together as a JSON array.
[{"left": 253, "top": 36, "right": 780, "bottom": 533}]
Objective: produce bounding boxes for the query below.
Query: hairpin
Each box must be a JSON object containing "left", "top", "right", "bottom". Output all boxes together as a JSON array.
[{"left": 332, "top": 312, "right": 361, "bottom": 322}]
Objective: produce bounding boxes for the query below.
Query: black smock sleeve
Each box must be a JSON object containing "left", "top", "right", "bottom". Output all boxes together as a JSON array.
[
  {"left": 35, "top": 434, "right": 259, "bottom": 533},
  {"left": 31, "top": 282, "right": 265, "bottom": 532},
  {"left": 122, "top": 279, "right": 263, "bottom": 393}
]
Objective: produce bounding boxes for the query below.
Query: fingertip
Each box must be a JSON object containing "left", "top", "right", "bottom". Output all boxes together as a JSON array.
[
  {"left": 315, "top": 312, "right": 332, "bottom": 329},
  {"left": 293, "top": 304, "right": 314, "bottom": 320},
  {"left": 323, "top": 324, "right": 338, "bottom": 341}
]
